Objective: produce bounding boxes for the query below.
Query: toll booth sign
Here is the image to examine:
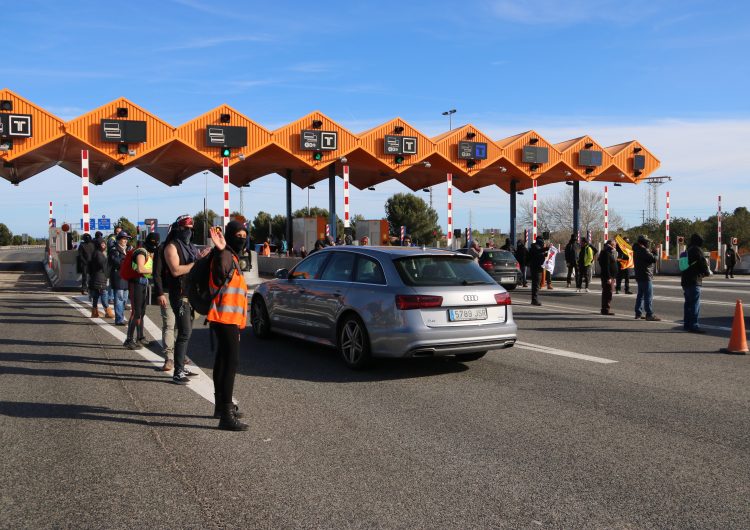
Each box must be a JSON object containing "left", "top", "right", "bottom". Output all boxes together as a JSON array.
[
  {"left": 578, "top": 149, "right": 603, "bottom": 167},
  {"left": 384, "top": 135, "right": 418, "bottom": 155},
  {"left": 205, "top": 126, "right": 248, "bottom": 148},
  {"left": 633, "top": 154, "right": 646, "bottom": 170},
  {"left": 100, "top": 120, "right": 148, "bottom": 143},
  {"left": 0, "top": 114, "right": 33, "bottom": 138},
  {"left": 300, "top": 130, "right": 338, "bottom": 151},
  {"left": 458, "top": 141, "right": 488, "bottom": 160},
  {"left": 522, "top": 146, "right": 549, "bottom": 164}
]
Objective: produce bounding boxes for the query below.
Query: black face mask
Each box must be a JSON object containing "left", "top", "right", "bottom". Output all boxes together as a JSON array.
[
  {"left": 227, "top": 235, "right": 246, "bottom": 254},
  {"left": 145, "top": 241, "right": 158, "bottom": 253},
  {"left": 177, "top": 229, "right": 192, "bottom": 244}
]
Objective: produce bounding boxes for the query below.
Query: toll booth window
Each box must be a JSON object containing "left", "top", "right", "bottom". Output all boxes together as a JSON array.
[
  {"left": 320, "top": 252, "right": 356, "bottom": 282},
  {"left": 354, "top": 256, "right": 386, "bottom": 285},
  {"left": 290, "top": 252, "right": 329, "bottom": 280}
]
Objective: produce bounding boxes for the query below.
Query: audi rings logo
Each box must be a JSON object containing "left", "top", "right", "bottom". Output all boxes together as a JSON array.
[{"left": 463, "top": 295, "right": 479, "bottom": 302}]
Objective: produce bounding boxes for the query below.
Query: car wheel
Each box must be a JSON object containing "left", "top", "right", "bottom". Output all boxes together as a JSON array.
[
  {"left": 251, "top": 296, "right": 271, "bottom": 339},
  {"left": 337, "top": 315, "right": 372, "bottom": 370},
  {"left": 454, "top": 351, "right": 487, "bottom": 362}
]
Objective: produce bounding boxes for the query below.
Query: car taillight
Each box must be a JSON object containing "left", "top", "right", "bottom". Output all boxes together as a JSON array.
[
  {"left": 494, "top": 292, "right": 511, "bottom": 305},
  {"left": 481, "top": 261, "right": 494, "bottom": 271},
  {"left": 395, "top": 295, "right": 443, "bottom": 310},
  {"left": 515, "top": 262, "right": 521, "bottom": 270}
]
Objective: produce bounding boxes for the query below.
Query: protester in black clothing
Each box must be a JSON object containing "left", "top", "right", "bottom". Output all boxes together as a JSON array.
[
  {"left": 515, "top": 241, "right": 529, "bottom": 287},
  {"left": 725, "top": 245, "right": 739, "bottom": 278},
  {"left": 615, "top": 237, "right": 633, "bottom": 294},
  {"left": 564, "top": 234, "right": 579, "bottom": 288},
  {"left": 77, "top": 233, "right": 95, "bottom": 295},
  {"left": 633, "top": 234, "right": 660, "bottom": 321},
  {"left": 152, "top": 233, "right": 176, "bottom": 372},
  {"left": 500, "top": 238, "right": 512, "bottom": 251},
  {"left": 529, "top": 236, "right": 547, "bottom": 306},
  {"left": 124, "top": 237, "right": 155, "bottom": 350},
  {"left": 598, "top": 240, "right": 618, "bottom": 315},
  {"left": 681, "top": 233, "right": 710, "bottom": 333},
  {"left": 88, "top": 238, "right": 112, "bottom": 319},
  {"left": 164, "top": 215, "right": 210, "bottom": 384}
]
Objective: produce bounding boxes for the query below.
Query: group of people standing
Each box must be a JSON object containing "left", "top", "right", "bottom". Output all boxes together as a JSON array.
[{"left": 76, "top": 216, "right": 251, "bottom": 431}]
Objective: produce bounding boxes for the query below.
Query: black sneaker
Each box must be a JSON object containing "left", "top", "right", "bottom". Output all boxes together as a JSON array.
[
  {"left": 172, "top": 371, "right": 191, "bottom": 385},
  {"left": 123, "top": 339, "right": 138, "bottom": 350}
]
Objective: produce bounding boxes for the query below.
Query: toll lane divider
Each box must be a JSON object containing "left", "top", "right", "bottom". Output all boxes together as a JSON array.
[{"left": 60, "top": 295, "right": 216, "bottom": 405}]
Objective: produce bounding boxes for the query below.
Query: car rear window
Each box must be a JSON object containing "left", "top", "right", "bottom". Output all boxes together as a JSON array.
[
  {"left": 393, "top": 256, "right": 494, "bottom": 286},
  {"left": 482, "top": 250, "right": 517, "bottom": 264}
]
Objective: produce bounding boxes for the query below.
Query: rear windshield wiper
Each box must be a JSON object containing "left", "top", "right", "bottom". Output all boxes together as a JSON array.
[{"left": 461, "top": 279, "right": 487, "bottom": 285}]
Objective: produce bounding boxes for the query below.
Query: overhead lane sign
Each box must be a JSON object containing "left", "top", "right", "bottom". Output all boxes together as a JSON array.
[
  {"left": 205, "top": 126, "right": 247, "bottom": 148},
  {"left": 0, "top": 114, "right": 33, "bottom": 137},
  {"left": 384, "top": 135, "right": 418, "bottom": 155},
  {"left": 100, "top": 120, "right": 147, "bottom": 143},
  {"left": 300, "top": 130, "right": 338, "bottom": 151},
  {"left": 458, "top": 141, "right": 487, "bottom": 160}
]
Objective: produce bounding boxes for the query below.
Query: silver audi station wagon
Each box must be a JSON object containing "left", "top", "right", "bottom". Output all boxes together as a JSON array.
[{"left": 250, "top": 246, "right": 517, "bottom": 369}]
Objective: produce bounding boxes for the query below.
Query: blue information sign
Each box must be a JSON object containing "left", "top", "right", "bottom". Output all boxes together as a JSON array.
[{"left": 98, "top": 217, "right": 111, "bottom": 231}]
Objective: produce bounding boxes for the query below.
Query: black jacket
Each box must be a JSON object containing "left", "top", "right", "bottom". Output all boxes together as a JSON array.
[
  {"left": 598, "top": 245, "right": 618, "bottom": 281},
  {"left": 564, "top": 241, "right": 578, "bottom": 265},
  {"left": 88, "top": 250, "right": 109, "bottom": 291},
  {"left": 633, "top": 243, "right": 656, "bottom": 281},
  {"left": 152, "top": 243, "right": 169, "bottom": 297},
  {"left": 529, "top": 242, "right": 547, "bottom": 272},
  {"left": 108, "top": 245, "right": 129, "bottom": 290},
  {"left": 514, "top": 245, "right": 529, "bottom": 267},
  {"left": 77, "top": 240, "right": 95, "bottom": 271},
  {"left": 725, "top": 247, "right": 737, "bottom": 265},
  {"left": 681, "top": 244, "right": 710, "bottom": 287}
]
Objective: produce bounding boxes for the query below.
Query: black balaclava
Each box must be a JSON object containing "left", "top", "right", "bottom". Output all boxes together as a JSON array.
[
  {"left": 82, "top": 233, "right": 92, "bottom": 243},
  {"left": 145, "top": 232, "right": 160, "bottom": 253},
  {"left": 224, "top": 221, "right": 247, "bottom": 255},
  {"left": 689, "top": 233, "right": 704, "bottom": 247},
  {"left": 177, "top": 227, "right": 193, "bottom": 244}
]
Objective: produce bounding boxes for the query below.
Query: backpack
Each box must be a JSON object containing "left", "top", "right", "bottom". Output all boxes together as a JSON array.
[
  {"left": 678, "top": 250, "right": 692, "bottom": 272},
  {"left": 187, "top": 249, "right": 239, "bottom": 315},
  {"left": 119, "top": 249, "right": 140, "bottom": 281}
]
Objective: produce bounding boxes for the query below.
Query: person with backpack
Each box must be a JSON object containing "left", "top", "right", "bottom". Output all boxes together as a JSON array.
[
  {"left": 108, "top": 232, "right": 131, "bottom": 326},
  {"left": 681, "top": 233, "right": 710, "bottom": 333},
  {"left": 152, "top": 231, "right": 176, "bottom": 372},
  {"left": 88, "top": 237, "right": 113, "bottom": 319},
  {"left": 205, "top": 221, "right": 249, "bottom": 431},
  {"left": 564, "top": 234, "right": 578, "bottom": 288},
  {"left": 164, "top": 215, "right": 210, "bottom": 384},
  {"left": 123, "top": 235, "right": 156, "bottom": 350},
  {"left": 633, "top": 234, "right": 660, "bottom": 321}
]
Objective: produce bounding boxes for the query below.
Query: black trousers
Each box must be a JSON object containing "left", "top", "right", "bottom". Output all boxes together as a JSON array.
[
  {"left": 566, "top": 263, "right": 577, "bottom": 285},
  {"left": 530, "top": 268, "right": 541, "bottom": 303},
  {"left": 601, "top": 278, "right": 614, "bottom": 312},
  {"left": 170, "top": 292, "right": 194, "bottom": 375},
  {"left": 616, "top": 267, "right": 630, "bottom": 292},
  {"left": 210, "top": 322, "right": 240, "bottom": 404},
  {"left": 726, "top": 262, "right": 735, "bottom": 277},
  {"left": 127, "top": 281, "right": 147, "bottom": 341}
]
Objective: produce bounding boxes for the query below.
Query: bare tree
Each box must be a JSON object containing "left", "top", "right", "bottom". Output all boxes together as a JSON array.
[{"left": 519, "top": 188, "right": 626, "bottom": 242}]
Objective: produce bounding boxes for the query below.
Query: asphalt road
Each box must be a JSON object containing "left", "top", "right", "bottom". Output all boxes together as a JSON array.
[{"left": 1, "top": 249, "right": 748, "bottom": 528}]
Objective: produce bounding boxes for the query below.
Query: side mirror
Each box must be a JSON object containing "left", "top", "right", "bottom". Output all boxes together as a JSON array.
[{"left": 274, "top": 268, "right": 289, "bottom": 280}]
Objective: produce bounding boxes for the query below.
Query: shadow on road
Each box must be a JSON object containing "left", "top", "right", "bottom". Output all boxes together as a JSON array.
[{"left": 0, "top": 401, "right": 215, "bottom": 430}]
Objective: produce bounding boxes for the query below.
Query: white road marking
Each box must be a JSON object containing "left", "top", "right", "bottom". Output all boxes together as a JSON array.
[
  {"left": 514, "top": 341, "right": 618, "bottom": 364},
  {"left": 60, "top": 295, "right": 216, "bottom": 404}
]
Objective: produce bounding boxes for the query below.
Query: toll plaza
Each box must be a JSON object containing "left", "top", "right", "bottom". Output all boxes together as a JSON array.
[{"left": 0, "top": 88, "right": 661, "bottom": 282}]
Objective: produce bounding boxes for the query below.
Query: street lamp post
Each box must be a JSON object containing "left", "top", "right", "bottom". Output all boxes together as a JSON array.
[{"left": 442, "top": 109, "right": 457, "bottom": 131}]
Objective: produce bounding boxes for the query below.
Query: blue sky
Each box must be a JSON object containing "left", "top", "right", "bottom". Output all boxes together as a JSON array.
[{"left": 3, "top": 0, "right": 750, "bottom": 237}]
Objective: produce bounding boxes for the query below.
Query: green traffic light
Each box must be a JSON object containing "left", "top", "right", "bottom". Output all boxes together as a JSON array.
[
  {"left": 395, "top": 156, "right": 404, "bottom": 164},
  {"left": 313, "top": 152, "right": 323, "bottom": 161},
  {"left": 221, "top": 147, "right": 231, "bottom": 158}
]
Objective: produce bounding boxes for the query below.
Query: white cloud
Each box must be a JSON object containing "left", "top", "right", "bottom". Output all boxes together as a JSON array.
[
  {"left": 158, "top": 35, "right": 272, "bottom": 52},
  {"left": 487, "top": 0, "right": 654, "bottom": 25}
]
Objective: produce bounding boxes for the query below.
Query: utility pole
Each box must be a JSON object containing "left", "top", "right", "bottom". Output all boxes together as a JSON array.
[{"left": 644, "top": 175, "right": 672, "bottom": 223}]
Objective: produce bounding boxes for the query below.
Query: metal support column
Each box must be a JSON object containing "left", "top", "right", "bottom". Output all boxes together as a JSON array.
[
  {"left": 572, "top": 181, "right": 580, "bottom": 239},
  {"left": 328, "top": 164, "right": 337, "bottom": 242},
  {"left": 509, "top": 180, "right": 517, "bottom": 248},
  {"left": 285, "top": 169, "right": 293, "bottom": 249}
]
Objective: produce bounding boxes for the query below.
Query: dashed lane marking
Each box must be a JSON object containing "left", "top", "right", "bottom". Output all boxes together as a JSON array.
[
  {"left": 513, "top": 341, "right": 618, "bottom": 364},
  {"left": 60, "top": 295, "right": 216, "bottom": 405}
]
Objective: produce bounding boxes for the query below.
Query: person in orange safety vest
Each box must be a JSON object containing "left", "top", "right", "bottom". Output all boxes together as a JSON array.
[{"left": 208, "top": 221, "right": 249, "bottom": 431}]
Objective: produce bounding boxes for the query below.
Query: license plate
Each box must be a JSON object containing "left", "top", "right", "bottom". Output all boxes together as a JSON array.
[
  {"left": 501, "top": 276, "right": 515, "bottom": 283},
  {"left": 448, "top": 307, "right": 488, "bottom": 322}
]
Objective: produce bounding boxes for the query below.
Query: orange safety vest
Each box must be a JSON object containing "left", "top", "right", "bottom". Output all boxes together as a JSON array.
[{"left": 207, "top": 253, "right": 248, "bottom": 328}]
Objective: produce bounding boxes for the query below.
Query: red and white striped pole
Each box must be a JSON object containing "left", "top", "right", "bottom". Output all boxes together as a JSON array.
[
  {"left": 718, "top": 195, "right": 722, "bottom": 267},
  {"left": 222, "top": 157, "right": 230, "bottom": 228},
  {"left": 325, "top": 224, "right": 330, "bottom": 239},
  {"left": 48, "top": 201, "right": 53, "bottom": 227},
  {"left": 447, "top": 173, "right": 453, "bottom": 248},
  {"left": 343, "top": 165, "right": 350, "bottom": 229},
  {"left": 81, "top": 150, "right": 90, "bottom": 233},
  {"left": 665, "top": 191, "right": 671, "bottom": 258},
  {"left": 532, "top": 180, "right": 538, "bottom": 241},
  {"left": 604, "top": 185, "right": 609, "bottom": 242},
  {"left": 401, "top": 225, "right": 406, "bottom": 244}
]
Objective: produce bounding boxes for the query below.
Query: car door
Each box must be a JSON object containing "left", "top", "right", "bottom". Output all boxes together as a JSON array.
[
  {"left": 302, "top": 250, "right": 356, "bottom": 339},
  {"left": 272, "top": 251, "right": 330, "bottom": 334}
]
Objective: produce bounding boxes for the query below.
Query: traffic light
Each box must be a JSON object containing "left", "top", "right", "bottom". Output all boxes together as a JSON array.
[
  {"left": 220, "top": 147, "right": 231, "bottom": 158},
  {"left": 313, "top": 151, "right": 323, "bottom": 161},
  {"left": 117, "top": 143, "right": 129, "bottom": 155},
  {"left": 395, "top": 156, "right": 404, "bottom": 164}
]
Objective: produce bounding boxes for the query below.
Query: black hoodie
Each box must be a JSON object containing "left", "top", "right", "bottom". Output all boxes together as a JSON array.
[{"left": 681, "top": 234, "right": 709, "bottom": 287}]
